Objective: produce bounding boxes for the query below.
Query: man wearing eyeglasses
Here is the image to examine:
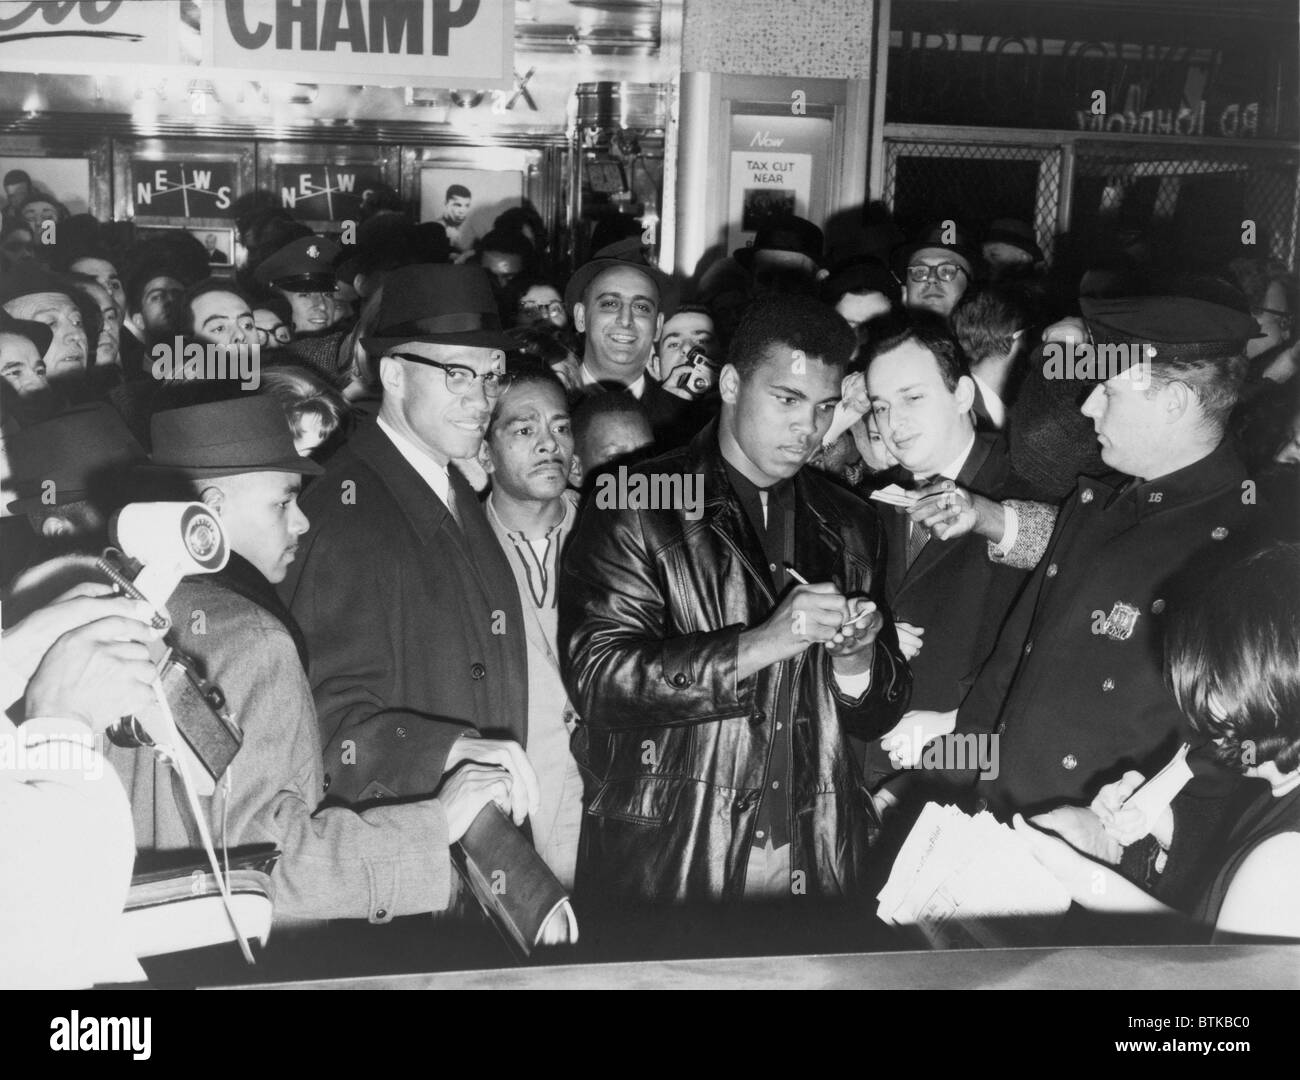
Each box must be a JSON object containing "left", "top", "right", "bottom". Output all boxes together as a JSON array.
[
  {"left": 514, "top": 280, "right": 568, "bottom": 330},
  {"left": 282, "top": 264, "right": 539, "bottom": 831},
  {"left": 896, "top": 223, "right": 981, "bottom": 321}
]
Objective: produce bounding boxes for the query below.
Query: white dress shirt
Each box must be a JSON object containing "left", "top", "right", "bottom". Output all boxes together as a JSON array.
[
  {"left": 580, "top": 362, "right": 647, "bottom": 399},
  {"left": 377, "top": 415, "right": 453, "bottom": 510}
]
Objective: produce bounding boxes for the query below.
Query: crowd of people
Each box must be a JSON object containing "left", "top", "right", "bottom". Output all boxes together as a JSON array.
[{"left": 1, "top": 176, "right": 1298, "bottom": 986}]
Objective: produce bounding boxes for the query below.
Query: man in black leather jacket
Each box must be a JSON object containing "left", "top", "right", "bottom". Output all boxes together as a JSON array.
[{"left": 560, "top": 295, "right": 910, "bottom": 905}]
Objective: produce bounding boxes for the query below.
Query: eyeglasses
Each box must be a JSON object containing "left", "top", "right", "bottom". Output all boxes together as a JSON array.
[
  {"left": 255, "top": 324, "right": 291, "bottom": 346},
  {"left": 390, "top": 352, "right": 514, "bottom": 397},
  {"left": 519, "top": 300, "right": 565, "bottom": 315},
  {"left": 904, "top": 263, "right": 968, "bottom": 284},
  {"left": 1253, "top": 307, "right": 1293, "bottom": 333}
]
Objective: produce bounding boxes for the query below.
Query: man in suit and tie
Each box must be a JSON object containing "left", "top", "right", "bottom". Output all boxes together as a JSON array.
[
  {"left": 281, "top": 264, "right": 539, "bottom": 819},
  {"left": 565, "top": 239, "right": 707, "bottom": 452},
  {"left": 863, "top": 321, "right": 1030, "bottom": 805}
]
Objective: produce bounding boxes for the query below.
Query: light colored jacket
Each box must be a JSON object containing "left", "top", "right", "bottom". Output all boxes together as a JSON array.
[{"left": 107, "top": 576, "right": 453, "bottom": 924}]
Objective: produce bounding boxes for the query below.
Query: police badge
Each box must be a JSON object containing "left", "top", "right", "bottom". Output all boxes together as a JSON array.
[{"left": 1103, "top": 601, "right": 1140, "bottom": 641}]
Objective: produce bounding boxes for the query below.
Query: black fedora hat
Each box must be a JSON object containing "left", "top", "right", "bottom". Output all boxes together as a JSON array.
[
  {"left": 361, "top": 263, "right": 515, "bottom": 354},
  {"left": 6, "top": 403, "right": 145, "bottom": 514},
  {"left": 0, "top": 308, "right": 53, "bottom": 358},
  {"left": 984, "top": 218, "right": 1044, "bottom": 263},
  {"left": 144, "top": 396, "right": 324, "bottom": 479},
  {"left": 733, "top": 215, "right": 825, "bottom": 269},
  {"left": 893, "top": 221, "right": 981, "bottom": 273},
  {"left": 563, "top": 237, "right": 679, "bottom": 316},
  {"left": 0, "top": 265, "right": 75, "bottom": 307}
]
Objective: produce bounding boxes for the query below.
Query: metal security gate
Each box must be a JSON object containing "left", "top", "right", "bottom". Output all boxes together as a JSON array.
[{"left": 882, "top": 124, "right": 1299, "bottom": 269}]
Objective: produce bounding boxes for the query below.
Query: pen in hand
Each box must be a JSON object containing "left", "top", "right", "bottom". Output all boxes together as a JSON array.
[{"left": 782, "top": 563, "right": 874, "bottom": 628}]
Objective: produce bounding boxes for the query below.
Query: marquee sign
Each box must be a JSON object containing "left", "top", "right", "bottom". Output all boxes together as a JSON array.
[
  {"left": 0, "top": 1, "right": 513, "bottom": 90},
  {"left": 205, "top": 0, "right": 514, "bottom": 89}
]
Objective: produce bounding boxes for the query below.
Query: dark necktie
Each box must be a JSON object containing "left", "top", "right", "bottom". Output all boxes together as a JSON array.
[
  {"left": 905, "top": 515, "right": 929, "bottom": 568},
  {"left": 903, "top": 470, "right": 930, "bottom": 568},
  {"left": 445, "top": 477, "right": 463, "bottom": 531}
]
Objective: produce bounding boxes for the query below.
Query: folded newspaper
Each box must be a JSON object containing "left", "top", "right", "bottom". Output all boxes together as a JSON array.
[{"left": 877, "top": 803, "right": 1071, "bottom": 949}]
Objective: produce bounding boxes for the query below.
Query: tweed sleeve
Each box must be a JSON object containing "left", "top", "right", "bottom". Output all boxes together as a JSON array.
[{"left": 988, "top": 499, "right": 1058, "bottom": 570}]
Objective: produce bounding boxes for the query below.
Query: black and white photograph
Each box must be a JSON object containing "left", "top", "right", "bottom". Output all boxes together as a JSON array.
[{"left": 0, "top": 0, "right": 1296, "bottom": 1038}]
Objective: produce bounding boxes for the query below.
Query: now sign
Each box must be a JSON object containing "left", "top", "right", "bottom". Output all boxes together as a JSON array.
[{"left": 207, "top": 0, "right": 514, "bottom": 89}]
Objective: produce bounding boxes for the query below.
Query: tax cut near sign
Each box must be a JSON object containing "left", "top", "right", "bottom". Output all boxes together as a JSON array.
[{"left": 206, "top": 0, "right": 514, "bottom": 89}]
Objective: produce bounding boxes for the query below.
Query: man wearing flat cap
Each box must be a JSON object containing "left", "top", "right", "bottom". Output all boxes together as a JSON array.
[
  {"left": 254, "top": 234, "right": 344, "bottom": 338},
  {"left": 890, "top": 293, "right": 1281, "bottom": 898},
  {"left": 103, "top": 395, "right": 516, "bottom": 923},
  {"left": 282, "top": 264, "right": 539, "bottom": 831},
  {"left": 566, "top": 238, "right": 705, "bottom": 451}
]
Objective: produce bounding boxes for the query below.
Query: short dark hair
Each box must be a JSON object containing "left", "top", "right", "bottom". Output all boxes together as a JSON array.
[
  {"left": 1167, "top": 542, "right": 1300, "bottom": 774},
  {"left": 506, "top": 324, "right": 579, "bottom": 368},
  {"left": 125, "top": 262, "right": 185, "bottom": 318},
  {"left": 478, "top": 227, "right": 534, "bottom": 260},
  {"left": 178, "top": 278, "right": 255, "bottom": 337},
  {"left": 488, "top": 360, "right": 567, "bottom": 437},
  {"left": 728, "top": 295, "right": 856, "bottom": 379},
  {"left": 951, "top": 284, "right": 1029, "bottom": 365},
  {"left": 866, "top": 314, "right": 970, "bottom": 392},
  {"left": 663, "top": 302, "right": 714, "bottom": 325},
  {"left": 571, "top": 392, "right": 651, "bottom": 457},
  {"left": 1146, "top": 353, "right": 1247, "bottom": 433},
  {"left": 252, "top": 293, "right": 292, "bottom": 324},
  {"left": 445, "top": 184, "right": 472, "bottom": 202}
]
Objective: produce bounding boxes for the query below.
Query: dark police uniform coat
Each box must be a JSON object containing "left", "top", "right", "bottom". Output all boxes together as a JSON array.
[{"left": 958, "top": 438, "right": 1265, "bottom": 815}]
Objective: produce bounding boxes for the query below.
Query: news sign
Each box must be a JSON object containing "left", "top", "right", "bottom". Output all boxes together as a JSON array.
[
  {"left": 0, "top": 0, "right": 182, "bottom": 71},
  {"left": 274, "top": 162, "right": 386, "bottom": 222},
  {"left": 205, "top": 0, "right": 514, "bottom": 89},
  {"left": 131, "top": 160, "right": 236, "bottom": 219}
]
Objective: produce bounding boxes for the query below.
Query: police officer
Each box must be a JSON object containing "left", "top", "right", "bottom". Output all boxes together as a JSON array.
[
  {"left": 254, "top": 235, "right": 344, "bottom": 337},
  {"left": 886, "top": 294, "right": 1274, "bottom": 821}
]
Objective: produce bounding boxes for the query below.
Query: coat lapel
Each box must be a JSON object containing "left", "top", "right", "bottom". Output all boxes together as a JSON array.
[
  {"left": 350, "top": 421, "right": 460, "bottom": 547},
  {"left": 793, "top": 471, "right": 846, "bottom": 590},
  {"left": 898, "top": 433, "right": 997, "bottom": 592},
  {"left": 352, "top": 420, "right": 509, "bottom": 627},
  {"left": 694, "top": 425, "right": 777, "bottom": 605}
]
